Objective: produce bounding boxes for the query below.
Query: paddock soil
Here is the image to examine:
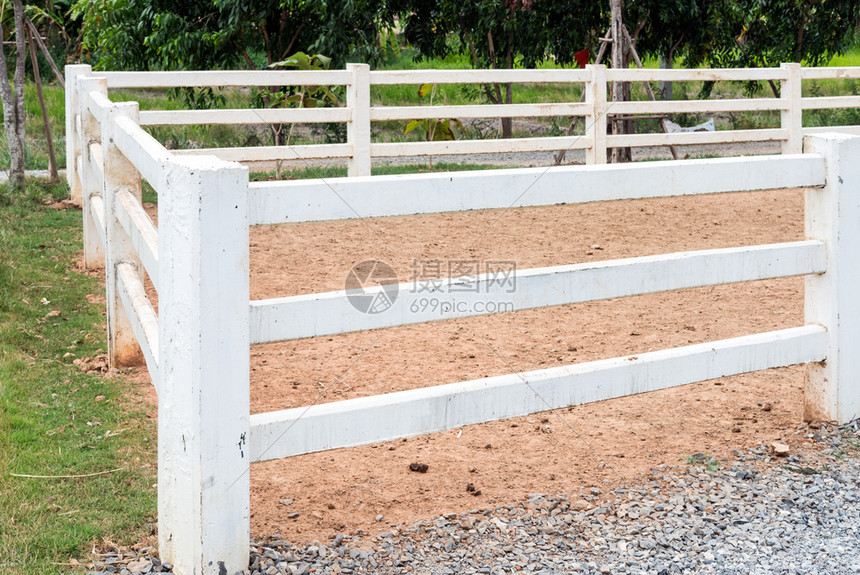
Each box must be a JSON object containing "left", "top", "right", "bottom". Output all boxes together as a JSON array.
[{"left": 139, "top": 183, "right": 813, "bottom": 545}]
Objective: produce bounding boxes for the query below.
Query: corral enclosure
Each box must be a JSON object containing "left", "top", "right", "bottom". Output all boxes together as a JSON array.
[{"left": 67, "top": 64, "right": 860, "bottom": 575}]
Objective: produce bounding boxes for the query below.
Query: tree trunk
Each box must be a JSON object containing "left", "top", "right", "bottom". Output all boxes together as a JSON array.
[
  {"left": 0, "top": 0, "right": 27, "bottom": 191},
  {"left": 501, "top": 82, "right": 513, "bottom": 139},
  {"left": 609, "top": 0, "right": 631, "bottom": 163},
  {"left": 659, "top": 54, "right": 673, "bottom": 101}
]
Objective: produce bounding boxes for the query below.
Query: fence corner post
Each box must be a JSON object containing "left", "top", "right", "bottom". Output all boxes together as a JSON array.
[
  {"left": 781, "top": 63, "right": 803, "bottom": 155},
  {"left": 803, "top": 133, "right": 860, "bottom": 423},
  {"left": 346, "top": 63, "right": 371, "bottom": 177},
  {"left": 78, "top": 75, "right": 107, "bottom": 268},
  {"left": 585, "top": 64, "right": 607, "bottom": 165},
  {"left": 102, "top": 101, "right": 145, "bottom": 368},
  {"left": 65, "top": 64, "right": 91, "bottom": 205},
  {"left": 157, "top": 156, "right": 251, "bottom": 575}
]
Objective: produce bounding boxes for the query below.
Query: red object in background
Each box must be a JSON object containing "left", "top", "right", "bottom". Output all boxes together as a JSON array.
[{"left": 574, "top": 49, "right": 590, "bottom": 68}]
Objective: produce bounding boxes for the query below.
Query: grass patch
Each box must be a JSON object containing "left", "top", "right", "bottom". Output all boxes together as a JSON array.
[
  {"left": 249, "top": 161, "right": 510, "bottom": 182},
  {"left": 0, "top": 180, "right": 157, "bottom": 575},
  {"left": 685, "top": 452, "right": 720, "bottom": 472}
]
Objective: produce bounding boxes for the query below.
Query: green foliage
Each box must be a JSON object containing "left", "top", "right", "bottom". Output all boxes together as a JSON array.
[
  {"left": 686, "top": 452, "right": 720, "bottom": 472},
  {"left": 394, "top": 0, "right": 603, "bottom": 70},
  {"left": 402, "top": 83, "right": 465, "bottom": 142},
  {"left": 628, "top": 0, "right": 860, "bottom": 71},
  {"left": 71, "top": 0, "right": 394, "bottom": 72},
  {"left": 266, "top": 52, "right": 339, "bottom": 109}
]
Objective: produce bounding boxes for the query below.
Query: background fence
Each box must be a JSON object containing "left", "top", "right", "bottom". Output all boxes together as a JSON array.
[
  {"left": 67, "top": 63, "right": 860, "bottom": 575},
  {"left": 66, "top": 62, "right": 860, "bottom": 199}
]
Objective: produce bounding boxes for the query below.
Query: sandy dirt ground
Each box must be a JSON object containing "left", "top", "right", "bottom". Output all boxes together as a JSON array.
[{"left": 139, "top": 182, "right": 812, "bottom": 544}]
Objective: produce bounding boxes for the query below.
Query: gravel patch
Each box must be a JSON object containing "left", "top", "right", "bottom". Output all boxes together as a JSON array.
[{"left": 82, "top": 422, "right": 860, "bottom": 575}]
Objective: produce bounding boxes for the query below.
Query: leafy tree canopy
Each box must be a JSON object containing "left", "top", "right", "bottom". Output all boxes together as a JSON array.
[
  {"left": 628, "top": 0, "right": 860, "bottom": 68},
  {"left": 71, "top": 0, "right": 394, "bottom": 71}
]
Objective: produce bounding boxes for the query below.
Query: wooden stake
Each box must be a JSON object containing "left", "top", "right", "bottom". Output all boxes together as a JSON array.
[
  {"left": 26, "top": 24, "right": 57, "bottom": 179},
  {"left": 621, "top": 26, "right": 678, "bottom": 160},
  {"left": 24, "top": 18, "right": 64, "bottom": 88},
  {"left": 609, "top": 0, "right": 630, "bottom": 163}
]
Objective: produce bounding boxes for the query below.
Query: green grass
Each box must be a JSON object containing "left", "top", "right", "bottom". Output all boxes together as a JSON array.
[
  {"left": 685, "top": 452, "right": 721, "bottom": 472},
  {"left": 0, "top": 82, "right": 67, "bottom": 171},
  {"left": 0, "top": 181, "right": 157, "bottom": 575},
  {"left": 249, "top": 161, "right": 510, "bottom": 182}
]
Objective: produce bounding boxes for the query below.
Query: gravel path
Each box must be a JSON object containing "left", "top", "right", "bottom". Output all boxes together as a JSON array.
[{"left": 84, "top": 422, "right": 860, "bottom": 575}]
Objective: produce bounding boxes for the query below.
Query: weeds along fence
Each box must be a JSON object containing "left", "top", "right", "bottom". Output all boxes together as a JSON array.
[{"left": 66, "top": 63, "right": 860, "bottom": 575}]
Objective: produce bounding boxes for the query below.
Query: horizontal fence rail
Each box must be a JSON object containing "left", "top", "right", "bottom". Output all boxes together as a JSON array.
[
  {"left": 116, "top": 262, "right": 160, "bottom": 385},
  {"left": 249, "top": 326, "right": 828, "bottom": 461},
  {"left": 97, "top": 69, "right": 353, "bottom": 87},
  {"left": 63, "top": 63, "right": 860, "bottom": 180},
  {"left": 248, "top": 154, "right": 825, "bottom": 225},
  {"left": 250, "top": 241, "right": 826, "bottom": 344},
  {"left": 66, "top": 60, "right": 860, "bottom": 575}
]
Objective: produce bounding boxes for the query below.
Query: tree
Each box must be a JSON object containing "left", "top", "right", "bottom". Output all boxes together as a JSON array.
[
  {"left": 0, "top": 0, "right": 28, "bottom": 191},
  {"left": 393, "top": 0, "right": 604, "bottom": 138},
  {"left": 72, "top": 0, "right": 394, "bottom": 71},
  {"left": 626, "top": 0, "right": 860, "bottom": 92}
]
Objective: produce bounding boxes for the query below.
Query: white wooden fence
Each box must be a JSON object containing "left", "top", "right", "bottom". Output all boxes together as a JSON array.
[
  {"left": 65, "top": 62, "right": 860, "bottom": 203},
  {"left": 66, "top": 63, "right": 860, "bottom": 575}
]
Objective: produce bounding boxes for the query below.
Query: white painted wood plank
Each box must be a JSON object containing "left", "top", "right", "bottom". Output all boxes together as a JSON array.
[
  {"left": 370, "top": 69, "right": 591, "bottom": 85},
  {"left": 803, "top": 126, "right": 860, "bottom": 136},
  {"left": 116, "top": 262, "right": 159, "bottom": 387},
  {"left": 606, "top": 129, "right": 788, "bottom": 148},
  {"left": 804, "top": 134, "right": 860, "bottom": 424},
  {"left": 611, "top": 98, "right": 786, "bottom": 114},
  {"left": 370, "top": 102, "right": 590, "bottom": 121},
  {"left": 78, "top": 76, "right": 107, "bottom": 269},
  {"left": 100, "top": 69, "right": 351, "bottom": 88},
  {"left": 586, "top": 65, "right": 608, "bottom": 164},
  {"left": 102, "top": 102, "right": 146, "bottom": 368},
  {"left": 65, "top": 64, "right": 90, "bottom": 202},
  {"left": 781, "top": 63, "right": 803, "bottom": 154},
  {"left": 139, "top": 107, "right": 350, "bottom": 126},
  {"left": 84, "top": 89, "right": 112, "bottom": 124},
  {"left": 248, "top": 154, "right": 825, "bottom": 225},
  {"left": 116, "top": 188, "right": 160, "bottom": 292},
  {"left": 156, "top": 156, "right": 250, "bottom": 575},
  {"left": 371, "top": 136, "right": 592, "bottom": 158},
  {"left": 89, "top": 142, "right": 104, "bottom": 188},
  {"left": 111, "top": 116, "right": 174, "bottom": 191},
  {"left": 89, "top": 194, "right": 106, "bottom": 248},
  {"left": 250, "top": 241, "right": 825, "bottom": 344},
  {"left": 801, "top": 67, "right": 860, "bottom": 80},
  {"left": 347, "top": 64, "right": 371, "bottom": 177},
  {"left": 801, "top": 95, "right": 860, "bottom": 110},
  {"left": 605, "top": 68, "right": 788, "bottom": 82},
  {"left": 249, "top": 325, "right": 827, "bottom": 460},
  {"left": 172, "top": 143, "right": 351, "bottom": 163}
]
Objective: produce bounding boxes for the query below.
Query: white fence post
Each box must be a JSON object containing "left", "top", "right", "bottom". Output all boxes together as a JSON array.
[
  {"left": 65, "top": 64, "right": 91, "bottom": 205},
  {"left": 781, "top": 63, "right": 803, "bottom": 154},
  {"left": 585, "top": 64, "right": 607, "bottom": 165},
  {"left": 102, "top": 101, "right": 145, "bottom": 368},
  {"left": 804, "top": 133, "right": 860, "bottom": 423},
  {"left": 78, "top": 75, "right": 106, "bottom": 268},
  {"left": 157, "top": 156, "right": 250, "bottom": 575},
  {"left": 346, "top": 63, "right": 371, "bottom": 176}
]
